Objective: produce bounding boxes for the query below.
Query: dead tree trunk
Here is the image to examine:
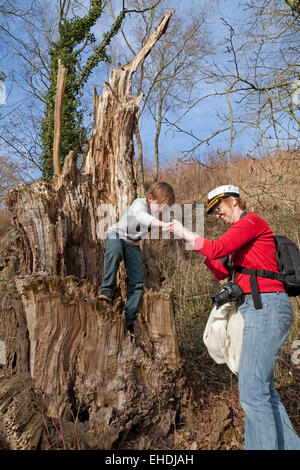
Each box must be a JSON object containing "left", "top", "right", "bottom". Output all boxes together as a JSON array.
[
  {"left": 53, "top": 59, "right": 67, "bottom": 179},
  {"left": 0, "top": 9, "right": 187, "bottom": 450}
]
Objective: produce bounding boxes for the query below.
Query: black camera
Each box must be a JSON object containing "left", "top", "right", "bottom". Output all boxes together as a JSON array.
[{"left": 211, "top": 281, "right": 244, "bottom": 309}]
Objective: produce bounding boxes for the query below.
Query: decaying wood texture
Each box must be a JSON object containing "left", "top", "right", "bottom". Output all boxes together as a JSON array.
[
  {"left": 0, "top": 9, "right": 187, "bottom": 450},
  {"left": 53, "top": 59, "right": 67, "bottom": 179}
]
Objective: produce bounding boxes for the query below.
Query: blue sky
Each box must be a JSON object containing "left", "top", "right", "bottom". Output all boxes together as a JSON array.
[
  {"left": 100, "top": 0, "right": 262, "bottom": 165},
  {"left": 0, "top": 0, "right": 298, "bottom": 179},
  {"left": 0, "top": 1, "right": 250, "bottom": 170}
]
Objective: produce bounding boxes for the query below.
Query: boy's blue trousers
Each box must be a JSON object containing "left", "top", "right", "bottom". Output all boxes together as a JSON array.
[{"left": 100, "top": 233, "right": 145, "bottom": 327}]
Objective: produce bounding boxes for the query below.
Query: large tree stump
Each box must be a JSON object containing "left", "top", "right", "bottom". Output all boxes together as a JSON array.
[{"left": 0, "top": 9, "right": 187, "bottom": 450}]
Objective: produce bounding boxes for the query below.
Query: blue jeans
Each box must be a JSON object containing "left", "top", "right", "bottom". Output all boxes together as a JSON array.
[
  {"left": 100, "top": 234, "right": 145, "bottom": 327},
  {"left": 238, "top": 292, "right": 300, "bottom": 450}
]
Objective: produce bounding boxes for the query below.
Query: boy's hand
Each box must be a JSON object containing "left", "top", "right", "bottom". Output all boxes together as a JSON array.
[{"left": 150, "top": 219, "right": 172, "bottom": 230}]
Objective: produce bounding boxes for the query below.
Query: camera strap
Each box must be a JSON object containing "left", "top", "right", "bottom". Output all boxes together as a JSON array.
[
  {"left": 227, "top": 212, "right": 247, "bottom": 281},
  {"left": 231, "top": 211, "right": 263, "bottom": 309},
  {"left": 228, "top": 255, "right": 235, "bottom": 282},
  {"left": 234, "top": 267, "right": 266, "bottom": 309},
  {"left": 227, "top": 259, "right": 263, "bottom": 308},
  {"left": 220, "top": 254, "right": 235, "bottom": 281}
]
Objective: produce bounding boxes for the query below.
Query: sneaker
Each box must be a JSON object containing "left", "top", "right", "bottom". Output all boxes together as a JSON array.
[
  {"left": 98, "top": 293, "right": 112, "bottom": 302},
  {"left": 127, "top": 324, "right": 136, "bottom": 339}
]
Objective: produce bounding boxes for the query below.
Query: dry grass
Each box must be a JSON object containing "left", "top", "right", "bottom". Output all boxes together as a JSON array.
[
  {"left": 0, "top": 151, "right": 299, "bottom": 449},
  {"left": 151, "top": 149, "right": 300, "bottom": 342},
  {"left": 0, "top": 209, "right": 12, "bottom": 239},
  {"left": 148, "top": 150, "right": 300, "bottom": 449}
]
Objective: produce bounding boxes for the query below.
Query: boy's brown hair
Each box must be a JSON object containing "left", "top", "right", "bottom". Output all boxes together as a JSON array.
[{"left": 147, "top": 182, "right": 175, "bottom": 206}]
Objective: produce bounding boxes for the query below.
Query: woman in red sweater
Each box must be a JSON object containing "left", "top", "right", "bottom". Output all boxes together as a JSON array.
[{"left": 170, "top": 185, "right": 300, "bottom": 450}]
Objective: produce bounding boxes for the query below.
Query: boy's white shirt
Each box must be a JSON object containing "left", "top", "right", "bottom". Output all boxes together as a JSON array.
[{"left": 108, "top": 198, "right": 157, "bottom": 244}]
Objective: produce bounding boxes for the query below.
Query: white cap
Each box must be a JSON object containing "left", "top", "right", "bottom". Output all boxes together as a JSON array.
[{"left": 207, "top": 185, "right": 240, "bottom": 214}]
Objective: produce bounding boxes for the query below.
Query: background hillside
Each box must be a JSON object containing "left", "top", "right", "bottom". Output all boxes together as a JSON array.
[
  {"left": 0, "top": 151, "right": 299, "bottom": 450},
  {"left": 145, "top": 150, "right": 300, "bottom": 449}
]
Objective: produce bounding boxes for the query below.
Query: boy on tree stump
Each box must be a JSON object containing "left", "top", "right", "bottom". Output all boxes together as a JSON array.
[{"left": 99, "top": 182, "right": 175, "bottom": 337}]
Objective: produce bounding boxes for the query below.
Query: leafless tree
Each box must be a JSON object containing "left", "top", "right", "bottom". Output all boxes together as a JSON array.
[
  {"left": 0, "top": 0, "right": 174, "bottom": 182},
  {"left": 0, "top": 155, "right": 24, "bottom": 203},
  {"left": 0, "top": 1, "right": 90, "bottom": 175},
  {"left": 108, "top": 0, "right": 214, "bottom": 188},
  {"left": 167, "top": 0, "right": 300, "bottom": 164}
]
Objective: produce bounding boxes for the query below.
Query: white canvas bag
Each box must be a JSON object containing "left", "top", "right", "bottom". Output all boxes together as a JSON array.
[{"left": 203, "top": 302, "right": 244, "bottom": 374}]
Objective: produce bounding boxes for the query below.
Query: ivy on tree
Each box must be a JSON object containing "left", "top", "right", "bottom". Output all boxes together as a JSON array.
[{"left": 40, "top": 0, "right": 125, "bottom": 179}]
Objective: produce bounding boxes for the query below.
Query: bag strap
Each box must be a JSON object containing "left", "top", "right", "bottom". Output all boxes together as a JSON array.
[
  {"left": 234, "top": 268, "right": 262, "bottom": 309},
  {"left": 228, "top": 255, "right": 234, "bottom": 282},
  {"left": 234, "top": 266, "right": 284, "bottom": 282},
  {"left": 234, "top": 266, "right": 285, "bottom": 309}
]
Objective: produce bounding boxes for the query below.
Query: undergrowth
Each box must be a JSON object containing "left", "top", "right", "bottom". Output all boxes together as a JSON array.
[{"left": 149, "top": 152, "right": 300, "bottom": 448}]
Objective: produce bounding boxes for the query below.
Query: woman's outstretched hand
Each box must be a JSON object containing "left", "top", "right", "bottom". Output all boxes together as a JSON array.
[
  {"left": 170, "top": 220, "right": 199, "bottom": 244},
  {"left": 170, "top": 220, "right": 185, "bottom": 237}
]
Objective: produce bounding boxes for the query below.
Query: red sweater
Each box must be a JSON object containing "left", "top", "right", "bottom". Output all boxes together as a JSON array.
[{"left": 194, "top": 212, "right": 285, "bottom": 294}]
